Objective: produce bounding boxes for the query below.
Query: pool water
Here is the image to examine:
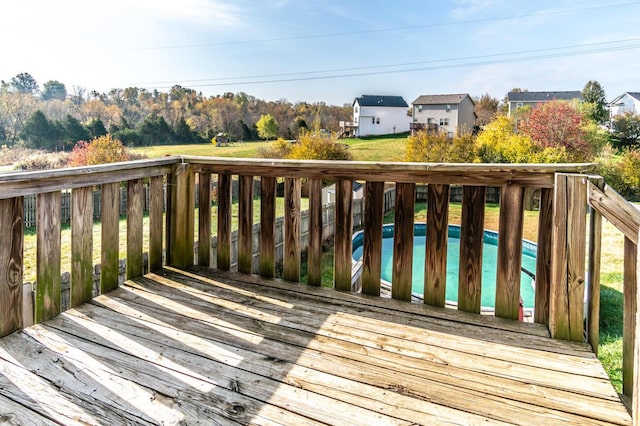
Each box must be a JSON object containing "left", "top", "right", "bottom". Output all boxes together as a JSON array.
[{"left": 352, "top": 224, "right": 537, "bottom": 309}]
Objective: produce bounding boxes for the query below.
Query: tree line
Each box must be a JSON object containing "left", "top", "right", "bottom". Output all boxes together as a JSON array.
[{"left": 0, "top": 72, "right": 352, "bottom": 150}]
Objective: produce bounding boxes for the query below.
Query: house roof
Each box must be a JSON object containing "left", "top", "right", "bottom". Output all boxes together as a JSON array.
[
  {"left": 411, "top": 93, "right": 473, "bottom": 105},
  {"left": 609, "top": 92, "right": 640, "bottom": 105},
  {"left": 507, "top": 91, "right": 582, "bottom": 102},
  {"left": 354, "top": 95, "right": 408, "bottom": 108}
]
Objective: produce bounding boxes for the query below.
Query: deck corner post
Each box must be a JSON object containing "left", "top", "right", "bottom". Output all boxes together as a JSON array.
[
  {"left": 0, "top": 197, "right": 23, "bottom": 337},
  {"left": 168, "top": 163, "right": 195, "bottom": 269},
  {"left": 632, "top": 229, "right": 640, "bottom": 422},
  {"left": 549, "top": 173, "right": 587, "bottom": 341}
]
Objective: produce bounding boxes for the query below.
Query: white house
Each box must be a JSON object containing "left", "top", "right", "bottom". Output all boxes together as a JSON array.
[
  {"left": 506, "top": 91, "right": 582, "bottom": 116},
  {"left": 608, "top": 92, "right": 640, "bottom": 119},
  {"left": 351, "top": 95, "right": 410, "bottom": 137},
  {"left": 411, "top": 93, "right": 476, "bottom": 136}
]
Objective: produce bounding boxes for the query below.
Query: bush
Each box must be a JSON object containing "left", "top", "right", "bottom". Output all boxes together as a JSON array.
[
  {"left": 595, "top": 145, "right": 640, "bottom": 200},
  {"left": 476, "top": 116, "right": 537, "bottom": 163},
  {"left": 67, "top": 135, "right": 131, "bottom": 167},
  {"left": 405, "top": 130, "right": 476, "bottom": 162},
  {"left": 13, "top": 151, "right": 69, "bottom": 170},
  {"left": 288, "top": 130, "right": 352, "bottom": 161},
  {"left": 257, "top": 138, "right": 293, "bottom": 159}
]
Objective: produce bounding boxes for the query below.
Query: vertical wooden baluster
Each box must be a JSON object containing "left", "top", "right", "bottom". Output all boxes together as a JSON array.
[
  {"left": 0, "top": 197, "right": 23, "bottom": 336},
  {"left": 238, "top": 175, "right": 254, "bottom": 274},
  {"left": 198, "top": 173, "right": 212, "bottom": 267},
  {"left": 260, "top": 176, "right": 276, "bottom": 278},
  {"left": 632, "top": 231, "right": 640, "bottom": 422},
  {"left": 127, "top": 179, "right": 144, "bottom": 279},
  {"left": 35, "top": 192, "right": 60, "bottom": 324},
  {"left": 587, "top": 178, "right": 603, "bottom": 352},
  {"left": 284, "top": 177, "right": 301, "bottom": 282},
  {"left": 495, "top": 183, "right": 525, "bottom": 320},
  {"left": 165, "top": 172, "right": 173, "bottom": 265},
  {"left": 334, "top": 179, "right": 353, "bottom": 291},
  {"left": 535, "top": 187, "right": 553, "bottom": 324},
  {"left": 217, "top": 173, "right": 232, "bottom": 271},
  {"left": 624, "top": 237, "right": 638, "bottom": 399},
  {"left": 362, "top": 181, "right": 384, "bottom": 296},
  {"left": 149, "top": 176, "right": 164, "bottom": 272},
  {"left": 101, "top": 183, "right": 119, "bottom": 292},
  {"left": 307, "top": 178, "right": 323, "bottom": 286},
  {"left": 458, "top": 186, "right": 485, "bottom": 314},
  {"left": 168, "top": 163, "right": 195, "bottom": 269},
  {"left": 392, "top": 182, "right": 415, "bottom": 301},
  {"left": 71, "top": 186, "right": 94, "bottom": 307},
  {"left": 424, "top": 184, "right": 450, "bottom": 307}
]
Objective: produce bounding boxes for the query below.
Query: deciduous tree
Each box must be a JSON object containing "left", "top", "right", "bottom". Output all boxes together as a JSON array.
[
  {"left": 474, "top": 93, "right": 499, "bottom": 126},
  {"left": 405, "top": 130, "right": 476, "bottom": 163},
  {"left": 256, "top": 113, "right": 278, "bottom": 140},
  {"left": 10, "top": 72, "right": 39, "bottom": 95},
  {"left": 612, "top": 112, "right": 640, "bottom": 147},
  {"left": 67, "top": 134, "right": 130, "bottom": 167}
]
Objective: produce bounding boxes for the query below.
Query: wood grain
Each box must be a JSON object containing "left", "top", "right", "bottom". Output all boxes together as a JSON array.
[
  {"left": 623, "top": 237, "right": 637, "bottom": 399},
  {"left": 633, "top": 232, "right": 640, "bottom": 423},
  {"left": 148, "top": 175, "right": 164, "bottom": 272},
  {"left": 238, "top": 175, "right": 253, "bottom": 274},
  {"left": 535, "top": 187, "right": 553, "bottom": 325},
  {"left": 168, "top": 164, "right": 194, "bottom": 269},
  {"left": 216, "top": 173, "right": 232, "bottom": 271},
  {"left": 284, "top": 178, "right": 301, "bottom": 282},
  {"left": 587, "top": 177, "right": 604, "bottom": 354},
  {"left": 334, "top": 179, "right": 353, "bottom": 291},
  {"left": 495, "top": 183, "right": 524, "bottom": 320},
  {"left": 126, "top": 179, "right": 144, "bottom": 279},
  {"left": 362, "top": 181, "right": 384, "bottom": 296},
  {"left": 424, "top": 184, "right": 450, "bottom": 307},
  {"left": 259, "top": 176, "right": 276, "bottom": 278},
  {"left": 71, "top": 186, "right": 94, "bottom": 307},
  {"left": 197, "top": 173, "right": 211, "bottom": 267},
  {"left": 35, "top": 192, "right": 60, "bottom": 324},
  {"left": 457, "top": 186, "right": 485, "bottom": 314},
  {"left": 392, "top": 183, "right": 415, "bottom": 301},
  {"left": 100, "top": 183, "right": 119, "bottom": 293},
  {"left": 307, "top": 178, "right": 323, "bottom": 287},
  {"left": 0, "top": 197, "right": 23, "bottom": 337},
  {"left": 588, "top": 182, "right": 640, "bottom": 243}
]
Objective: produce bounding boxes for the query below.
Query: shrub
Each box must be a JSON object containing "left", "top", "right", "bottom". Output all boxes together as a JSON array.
[
  {"left": 476, "top": 116, "right": 537, "bottom": 163},
  {"left": 405, "top": 130, "right": 476, "bottom": 162},
  {"left": 288, "top": 130, "right": 352, "bottom": 161},
  {"left": 257, "top": 138, "right": 293, "bottom": 159},
  {"left": 13, "top": 151, "right": 69, "bottom": 170},
  {"left": 67, "top": 135, "right": 131, "bottom": 167}
]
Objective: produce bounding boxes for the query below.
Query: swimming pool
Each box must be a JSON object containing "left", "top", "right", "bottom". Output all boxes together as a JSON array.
[{"left": 352, "top": 224, "right": 537, "bottom": 309}]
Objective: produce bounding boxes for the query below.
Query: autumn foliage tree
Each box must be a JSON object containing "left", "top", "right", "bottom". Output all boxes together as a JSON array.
[
  {"left": 405, "top": 130, "right": 476, "bottom": 162},
  {"left": 67, "top": 134, "right": 130, "bottom": 167}
]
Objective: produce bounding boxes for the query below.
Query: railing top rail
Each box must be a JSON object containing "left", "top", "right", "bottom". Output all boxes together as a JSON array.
[{"left": 588, "top": 180, "right": 640, "bottom": 242}]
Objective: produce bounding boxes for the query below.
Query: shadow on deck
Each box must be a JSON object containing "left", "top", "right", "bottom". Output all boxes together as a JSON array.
[{"left": 0, "top": 267, "right": 632, "bottom": 425}]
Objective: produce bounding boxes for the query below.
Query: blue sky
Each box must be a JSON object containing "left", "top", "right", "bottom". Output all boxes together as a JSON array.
[{"left": 2, "top": 0, "right": 638, "bottom": 105}]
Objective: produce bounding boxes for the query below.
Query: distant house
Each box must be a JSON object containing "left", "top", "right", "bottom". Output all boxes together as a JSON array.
[
  {"left": 608, "top": 92, "right": 640, "bottom": 119},
  {"left": 411, "top": 93, "right": 476, "bottom": 136},
  {"left": 346, "top": 95, "right": 411, "bottom": 137},
  {"left": 507, "top": 91, "right": 582, "bottom": 116}
]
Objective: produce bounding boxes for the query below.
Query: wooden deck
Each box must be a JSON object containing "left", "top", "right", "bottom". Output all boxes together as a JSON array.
[{"left": 0, "top": 267, "right": 632, "bottom": 425}]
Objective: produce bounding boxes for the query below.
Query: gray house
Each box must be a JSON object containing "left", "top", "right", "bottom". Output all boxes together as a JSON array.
[
  {"left": 507, "top": 91, "right": 582, "bottom": 116},
  {"left": 411, "top": 93, "right": 476, "bottom": 136}
]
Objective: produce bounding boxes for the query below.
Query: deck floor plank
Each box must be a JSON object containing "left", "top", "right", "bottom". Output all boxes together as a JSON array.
[{"left": 0, "top": 267, "right": 632, "bottom": 425}]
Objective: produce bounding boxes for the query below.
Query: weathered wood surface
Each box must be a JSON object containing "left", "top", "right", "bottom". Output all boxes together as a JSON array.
[
  {"left": 100, "top": 182, "right": 120, "bottom": 293},
  {"left": 71, "top": 186, "right": 93, "bottom": 308},
  {"left": 457, "top": 186, "right": 485, "bottom": 314},
  {"left": 283, "top": 177, "right": 301, "bottom": 282},
  {"left": 149, "top": 175, "right": 164, "bottom": 272},
  {"left": 588, "top": 182, "right": 640, "bottom": 242},
  {"left": 624, "top": 237, "right": 638, "bottom": 399},
  {"left": 392, "top": 183, "right": 415, "bottom": 301},
  {"left": 0, "top": 267, "right": 630, "bottom": 425},
  {"left": 587, "top": 177, "right": 604, "bottom": 353},
  {"left": 36, "top": 192, "right": 61, "bottom": 324},
  {"left": 424, "top": 184, "right": 449, "bottom": 307},
  {"left": 216, "top": 173, "right": 232, "bottom": 271},
  {"left": 126, "top": 178, "right": 144, "bottom": 279},
  {"left": 334, "top": 179, "right": 353, "bottom": 291},
  {"left": 168, "top": 164, "right": 194, "bottom": 269},
  {"left": 362, "top": 181, "right": 384, "bottom": 296},
  {"left": 307, "top": 178, "right": 323, "bottom": 286},
  {"left": 633, "top": 231, "right": 640, "bottom": 423},
  {"left": 259, "top": 176, "right": 276, "bottom": 278},
  {"left": 535, "top": 187, "right": 554, "bottom": 325},
  {"left": 238, "top": 175, "right": 253, "bottom": 274},
  {"left": 495, "top": 183, "right": 524, "bottom": 320},
  {"left": 197, "top": 173, "right": 211, "bottom": 267},
  {"left": 0, "top": 197, "right": 23, "bottom": 337}
]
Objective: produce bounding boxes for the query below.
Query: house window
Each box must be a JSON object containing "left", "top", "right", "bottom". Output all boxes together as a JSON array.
[
  {"left": 372, "top": 117, "right": 375, "bottom": 124},
  {"left": 355, "top": 106, "right": 359, "bottom": 113},
  {"left": 417, "top": 105, "right": 423, "bottom": 112},
  {"left": 439, "top": 118, "right": 449, "bottom": 126},
  {"left": 376, "top": 117, "right": 380, "bottom": 124},
  {"left": 446, "top": 105, "right": 451, "bottom": 112},
  {"left": 516, "top": 102, "right": 523, "bottom": 108}
]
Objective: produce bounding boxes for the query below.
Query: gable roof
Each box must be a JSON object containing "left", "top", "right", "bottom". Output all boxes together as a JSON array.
[
  {"left": 507, "top": 91, "right": 582, "bottom": 102},
  {"left": 411, "top": 93, "right": 473, "bottom": 105},
  {"left": 609, "top": 92, "right": 640, "bottom": 105},
  {"left": 354, "top": 95, "right": 408, "bottom": 108}
]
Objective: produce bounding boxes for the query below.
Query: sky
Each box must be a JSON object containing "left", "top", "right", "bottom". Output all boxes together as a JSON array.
[{"left": 1, "top": 0, "right": 639, "bottom": 106}]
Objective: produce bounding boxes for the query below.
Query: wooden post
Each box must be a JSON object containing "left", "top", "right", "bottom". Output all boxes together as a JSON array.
[
  {"left": 165, "top": 172, "right": 173, "bottom": 266},
  {"left": 549, "top": 174, "right": 587, "bottom": 340},
  {"left": 624, "top": 237, "right": 638, "bottom": 399},
  {"left": 259, "top": 176, "right": 276, "bottom": 278},
  {"left": 334, "top": 179, "right": 353, "bottom": 291},
  {"left": 35, "top": 192, "right": 61, "bottom": 324},
  {"left": 126, "top": 179, "right": 144, "bottom": 279},
  {"left": 197, "top": 173, "right": 211, "bottom": 267},
  {"left": 0, "top": 197, "right": 23, "bottom": 336},
  {"left": 535, "top": 187, "right": 554, "bottom": 324},
  {"left": 632, "top": 230, "right": 640, "bottom": 423},
  {"left": 71, "top": 186, "right": 94, "bottom": 307},
  {"left": 495, "top": 183, "right": 525, "bottom": 320},
  {"left": 238, "top": 175, "right": 253, "bottom": 274},
  {"left": 458, "top": 186, "right": 485, "bottom": 314},
  {"left": 587, "top": 177, "right": 604, "bottom": 353},
  {"left": 307, "top": 178, "right": 323, "bottom": 286},
  {"left": 216, "top": 173, "right": 232, "bottom": 271},
  {"left": 100, "top": 183, "right": 120, "bottom": 293},
  {"left": 149, "top": 176, "right": 164, "bottom": 272},
  {"left": 167, "top": 163, "right": 194, "bottom": 269},
  {"left": 392, "top": 183, "right": 415, "bottom": 301},
  {"left": 424, "top": 184, "right": 449, "bottom": 307},
  {"left": 362, "top": 181, "right": 384, "bottom": 296},
  {"left": 284, "top": 177, "right": 301, "bottom": 282}
]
